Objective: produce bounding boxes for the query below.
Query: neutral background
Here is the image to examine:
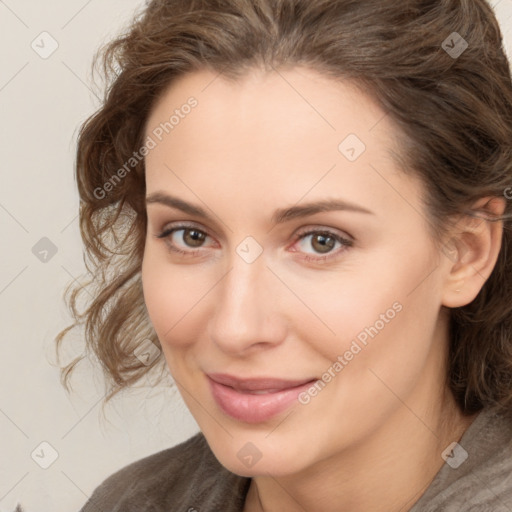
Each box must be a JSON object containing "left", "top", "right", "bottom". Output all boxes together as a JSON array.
[{"left": 1, "top": 1, "right": 511, "bottom": 511}]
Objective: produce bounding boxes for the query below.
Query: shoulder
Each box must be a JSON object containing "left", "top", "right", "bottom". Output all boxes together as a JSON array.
[
  {"left": 79, "top": 432, "right": 250, "bottom": 512},
  {"left": 411, "top": 406, "right": 512, "bottom": 511}
]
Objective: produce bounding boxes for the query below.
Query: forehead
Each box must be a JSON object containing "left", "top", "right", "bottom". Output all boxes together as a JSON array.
[
  {"left": 145, "top": 66, "right": 390, "bottom": 148},
  {"left": 143, "top": 67, "right": 424, "bottom": 221}
]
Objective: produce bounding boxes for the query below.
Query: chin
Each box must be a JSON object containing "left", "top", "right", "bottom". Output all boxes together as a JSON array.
[{"left": 207, "top": 431, "right": 315, "bottom": 478}]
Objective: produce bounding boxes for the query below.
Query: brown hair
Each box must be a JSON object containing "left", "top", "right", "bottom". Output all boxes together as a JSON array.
[{"left": 56, "top": 0, "right": 512, "bottom": 415}]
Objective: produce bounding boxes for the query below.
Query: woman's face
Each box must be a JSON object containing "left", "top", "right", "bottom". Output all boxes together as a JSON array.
[{"left": 142, "top": 67, "right": 454, "bottom": 477}]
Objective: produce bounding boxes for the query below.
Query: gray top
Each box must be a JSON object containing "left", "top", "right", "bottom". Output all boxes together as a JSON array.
[
  {"left": 15, "top": 406, "right": 512, "bottom": 511},
  {"left": 410, "top": 406, "right": 512, "bottom": 511}
]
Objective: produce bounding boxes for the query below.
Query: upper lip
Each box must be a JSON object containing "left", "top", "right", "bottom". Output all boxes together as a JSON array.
[{"left": 207, "top": 373, "right": 316, "bottom": 392}]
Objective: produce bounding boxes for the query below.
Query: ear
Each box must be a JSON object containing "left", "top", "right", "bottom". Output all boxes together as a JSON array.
[{"left": 441, "top": 196, "right": 506, "bottom": 308}]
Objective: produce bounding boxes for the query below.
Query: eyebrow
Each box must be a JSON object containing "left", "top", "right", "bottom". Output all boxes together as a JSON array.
[{"left": 145, "top": 192, "right": 374, "bottom": 225}]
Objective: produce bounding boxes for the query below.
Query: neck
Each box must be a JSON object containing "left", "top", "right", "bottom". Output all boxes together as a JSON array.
[{"left": 244, "top": 389, "right": 478, "bottom": 512}]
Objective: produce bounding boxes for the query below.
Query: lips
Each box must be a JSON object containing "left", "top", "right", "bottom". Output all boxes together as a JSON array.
[{"left": 207, "top": 373, "right": 316, "bottom": 423}]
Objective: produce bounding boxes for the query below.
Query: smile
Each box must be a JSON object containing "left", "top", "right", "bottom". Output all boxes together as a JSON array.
[{"left": 207, "top": 373, "right": 317, "bottom": 423}]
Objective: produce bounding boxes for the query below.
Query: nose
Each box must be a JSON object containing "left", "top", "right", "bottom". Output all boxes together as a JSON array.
[{"left": 208, "top": 250, "right": 287, "bottom": 355}]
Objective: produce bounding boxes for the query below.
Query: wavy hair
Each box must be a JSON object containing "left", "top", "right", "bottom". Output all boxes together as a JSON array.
[{"left": 56, "top": 0, "right": 512, "bottom": 415}]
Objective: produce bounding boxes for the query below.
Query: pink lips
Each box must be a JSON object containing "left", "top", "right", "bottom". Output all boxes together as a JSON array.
[{"left": 207, "top": 373, "right": 316, "bottom": 423}]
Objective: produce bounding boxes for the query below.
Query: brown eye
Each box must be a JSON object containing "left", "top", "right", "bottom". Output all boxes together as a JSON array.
[
  {"left": 156, "top": 225, "right": 212, "bottom": 254},
  {"left": 310, "top": 233, "right": 336, "bottom": 254},
  {"left": 182, "top": 229, "right": 206, "bottom": 247},
  {"left": 293, "top": 228, "right": 353, "bottom": 263}
]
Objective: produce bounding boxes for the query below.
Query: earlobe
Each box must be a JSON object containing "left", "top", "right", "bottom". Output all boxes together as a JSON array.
[{"left": 441, "top": 196, "right": 506, "bottom": 308}]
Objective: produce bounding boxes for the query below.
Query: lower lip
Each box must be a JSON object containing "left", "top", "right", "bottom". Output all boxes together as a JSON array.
[{"left": 208, "top": 377, "right": 315, "bottom": 423}]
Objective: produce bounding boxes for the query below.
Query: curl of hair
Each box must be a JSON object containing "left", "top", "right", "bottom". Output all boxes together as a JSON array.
[{"left": 56, "top": 0, "right": 512, "bottom": 413}]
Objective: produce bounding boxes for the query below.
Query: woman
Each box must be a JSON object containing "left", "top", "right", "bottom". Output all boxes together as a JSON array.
[{"left": 54, "top": 0, "right": 512, "bottom": 510}]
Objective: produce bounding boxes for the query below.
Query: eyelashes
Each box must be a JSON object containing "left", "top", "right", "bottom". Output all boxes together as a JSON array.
[
  {"left": 156, "top": 222, "right": 217, "bottom": 257},
  {"left": 291, "top": 229, "right": 353, "bottom": 262},
  {"left": 155, "top": 222, "right": 354, "bottom": 263}
]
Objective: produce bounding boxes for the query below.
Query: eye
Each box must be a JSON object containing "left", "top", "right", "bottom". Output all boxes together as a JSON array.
[
  {"left": 154, "top": 222, "right": 353, "bottom": 263},
  {"left": 291, "top": 228, "right": 353, "bottom": 262},
  {"left": 175, "top": 228, "right": 206, "bottom": 247},
  {"left": 155, "top": 223, "right": 215, "bottom": 256}
]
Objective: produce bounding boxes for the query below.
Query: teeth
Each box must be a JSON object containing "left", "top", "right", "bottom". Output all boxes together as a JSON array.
[{"left": 242, "top": 389, "right": 280, "bottom": 394}]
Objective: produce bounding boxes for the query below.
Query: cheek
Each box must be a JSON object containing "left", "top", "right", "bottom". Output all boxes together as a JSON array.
[
  {"left": 302, "top": 244, "right": 444, "bottom": 369},
  {"left": 324, "top": 267, "right": 445, "bottom": 415},
  {"left": 141, "top": 247, "right": 209, "bottom": 350}
]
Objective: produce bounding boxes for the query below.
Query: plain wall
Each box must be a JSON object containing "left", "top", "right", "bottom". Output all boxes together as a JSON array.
[{"left": 0, "top": 1, "right": 511, "bottom": 510}]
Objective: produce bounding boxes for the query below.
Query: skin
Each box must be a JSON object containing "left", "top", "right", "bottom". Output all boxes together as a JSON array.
[{"left": 141, "top": 67, "right": 505, "bottom": 512}]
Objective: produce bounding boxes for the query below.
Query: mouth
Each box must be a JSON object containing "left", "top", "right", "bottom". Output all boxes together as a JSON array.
[{"left": 207, "top": 373, "right": 317, "bottom": 423}]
